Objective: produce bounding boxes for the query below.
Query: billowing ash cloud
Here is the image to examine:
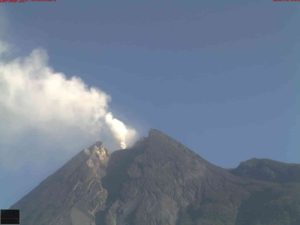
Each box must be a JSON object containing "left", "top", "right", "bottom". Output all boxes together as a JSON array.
[{"left": 0, "top": 43, "right": 137, "bottom": 169}]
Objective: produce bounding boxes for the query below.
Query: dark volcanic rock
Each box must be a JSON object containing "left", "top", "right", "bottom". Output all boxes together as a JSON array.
[
  {"left": 231, "top": 158, "right": 300, "bottom": 183},
  {"left": 12, "top": 129, "right": 300, "bottom": 225},
  {"left": 97, "top": 129, "right": 253, "bottom": 225},
  {"left": 12, "top": 142, "right": 109, "bottom": 225}
]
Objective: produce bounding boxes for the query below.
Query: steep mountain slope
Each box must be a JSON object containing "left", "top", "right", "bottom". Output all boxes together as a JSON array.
[
  {"left": 12, "top": 142, "right": 109, "bottom": 225},
  {"left": 12, "top": 129, "right": 300, "bottom": 225},
  {"left": 97, "top": 129, "right": 255, "bottom": 225}
]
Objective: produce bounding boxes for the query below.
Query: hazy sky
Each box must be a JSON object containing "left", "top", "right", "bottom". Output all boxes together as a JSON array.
[{"left": 0, "top": 0, "right": 300, "bottom": 207}]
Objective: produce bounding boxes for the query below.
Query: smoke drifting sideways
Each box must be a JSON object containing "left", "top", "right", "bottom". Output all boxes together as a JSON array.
[{"left": 0, "top": 43, "right": 137, "bottom": 170}]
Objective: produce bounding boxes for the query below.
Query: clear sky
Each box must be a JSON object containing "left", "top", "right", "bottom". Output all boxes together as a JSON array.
[{"left": 0, "top": 0, "right": 300, "bottom": 208}]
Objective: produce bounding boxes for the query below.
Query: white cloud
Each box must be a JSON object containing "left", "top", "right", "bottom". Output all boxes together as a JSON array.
[{"left": 0, "top": 47, "right": 137, "bottom": 170}]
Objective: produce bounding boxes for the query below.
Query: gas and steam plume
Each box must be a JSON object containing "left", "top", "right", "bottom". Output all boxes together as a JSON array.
[{"left": 0, "top": 41, "right": 137, "bottom": 170}]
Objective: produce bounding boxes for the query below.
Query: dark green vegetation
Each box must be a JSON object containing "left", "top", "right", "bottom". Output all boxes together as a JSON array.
[{"left": 13, "top": 129, "right": 300, "bottom": 225}]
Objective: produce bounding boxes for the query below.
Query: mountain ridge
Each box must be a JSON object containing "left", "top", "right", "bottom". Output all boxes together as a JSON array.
[{"left": 12, "top": 129, "right": 300, "bottom": 225}]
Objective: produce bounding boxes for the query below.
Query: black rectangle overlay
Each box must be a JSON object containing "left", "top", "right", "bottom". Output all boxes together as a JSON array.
[{"left": 1, "top": 209, "right": 20, "bottom": 224}]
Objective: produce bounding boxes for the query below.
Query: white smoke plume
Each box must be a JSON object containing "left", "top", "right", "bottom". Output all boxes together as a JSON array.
[
  {"left": 105, "top": 112, "right": 137, "bottom": 149},
  {"left": 0, "top": 45, "right": 137, "bottom": 169}
]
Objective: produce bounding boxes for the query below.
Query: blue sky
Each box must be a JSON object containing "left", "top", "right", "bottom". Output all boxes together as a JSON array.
[{"left": 0, "top": 0, "right": 300, "bottom": 207}]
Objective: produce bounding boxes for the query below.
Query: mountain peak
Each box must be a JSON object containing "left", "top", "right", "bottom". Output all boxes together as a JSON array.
[
  {"left": 12, "top": 130, "right": 300, "bottom": 225},
  {"left": 148, "top": 128, "right": 167, "bottom": 137},
  {"left": 84, "top": 141, "right": 109, "bottom": 163},
  {"left": 12, "top": 142, "right": 110, "bottom": 225},
  {"left": 143, "top": 129, "right": 207, "bottom": 163}
]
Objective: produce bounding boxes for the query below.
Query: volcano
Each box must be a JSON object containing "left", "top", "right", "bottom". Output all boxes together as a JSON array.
[{"left": 12, "top": 129, "right": 300, "bottom": 225}]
